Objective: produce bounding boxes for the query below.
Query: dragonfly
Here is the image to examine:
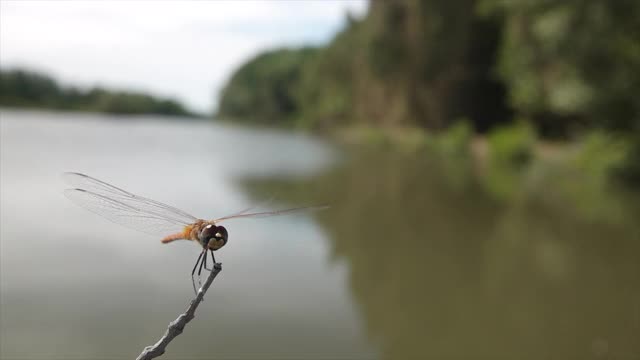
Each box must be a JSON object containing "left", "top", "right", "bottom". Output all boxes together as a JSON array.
[{"left": 63, "top": 172, "right": 326, "bottom": 293}]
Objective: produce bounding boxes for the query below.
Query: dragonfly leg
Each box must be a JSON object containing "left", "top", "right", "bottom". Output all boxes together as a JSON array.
[
  {"left": 210, "top": 249, "right": 216, "bottom": 265},
  {"left": 204, "top": 249, "right": 212, "bottom": 271},
  {"left": 191, "top": 250, "right": 205, "bottom": 295},
  {"left": 191, "top": 250, "right": 204, "bottom": 276},
  {"left": 199, "top": 251, "right": 207, "bottom": 276},
  {"left": 196, "top": 251, "right": 207, "bottom": 290}
]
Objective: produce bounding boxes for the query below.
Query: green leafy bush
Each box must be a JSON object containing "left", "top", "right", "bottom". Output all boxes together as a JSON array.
[
  {"left": 434, "top": 120, "right": 473, "bottom": 158},
  {"left": 573, "top": 131, "right": 631, "bottom": 188},
  {"left": 488, "top": 121, "right": 536, "bottom": 169},
  {"left": 483, "top": 121, "right": 536, "bottom": 198}
]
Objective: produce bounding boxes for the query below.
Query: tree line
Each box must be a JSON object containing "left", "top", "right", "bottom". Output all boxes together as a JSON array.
[
  {"left": 0, "top": 68, "right": 195, "bottom": 117},
  {"left": 216, "top": 0, "right": 640, "bottom": 183}
]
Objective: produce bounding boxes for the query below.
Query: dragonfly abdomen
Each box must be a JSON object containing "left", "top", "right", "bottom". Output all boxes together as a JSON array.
[
  {"left": 161, "top": 232, "right": 186, "bottom": 243},
  {"left": 161, "top": 220, "right": 210, "bottom": 244},
  {"left": 161, "top": 223, "right": 196, "bottom": 243}
]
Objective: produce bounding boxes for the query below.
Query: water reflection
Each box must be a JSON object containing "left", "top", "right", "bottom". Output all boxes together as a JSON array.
[
  {"left": 243, "top": 148, "right": 640, "bottom": 359},
  {"left": 0, "top": 110, "right": 372, "bottom": 360},
  {"left": 2, "top": 110, "right": 639, "bottom": 359}
]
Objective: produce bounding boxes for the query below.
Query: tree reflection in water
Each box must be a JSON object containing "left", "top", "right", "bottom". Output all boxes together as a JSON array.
[{"left": 243, "top": 148, "right": 640, "bottom": 360}]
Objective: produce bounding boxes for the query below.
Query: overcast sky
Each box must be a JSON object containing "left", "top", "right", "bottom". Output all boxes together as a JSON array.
[{"left": 0, "top": 0, "right": 367, "bottom": 113}]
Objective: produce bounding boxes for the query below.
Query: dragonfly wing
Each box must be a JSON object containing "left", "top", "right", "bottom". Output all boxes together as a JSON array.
[
  {"left": 64, "top": 189, "right": 190, "bottom": 236},
  {"left": 63, "top": 172, "right": 198, "bottom": 224},
  {"left": 214, "top": 205, "right": 329, "bottom": 223},
  {"left": 63, "top": 172, "right": 198, "bottom": 237},
  {"left": 217, "top": 196, "right": 276, "bottom": 220}
]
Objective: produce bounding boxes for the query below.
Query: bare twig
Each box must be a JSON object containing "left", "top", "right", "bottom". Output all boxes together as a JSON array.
[{"left": 136, "top": 263, "right": 223, "bottom": 360}]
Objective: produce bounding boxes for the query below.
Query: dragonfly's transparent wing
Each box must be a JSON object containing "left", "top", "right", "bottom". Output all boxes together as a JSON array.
[
  {"left": 63, "top": 172, "right": 197, "bottom": 223},
  {"left": 218, "top": 196, "right": 276, "bottom": 220},
  {"left": 214, "top": 205, "right": 329, "bottom": 223},
  {"left": 63, "top": 172, "right": 198, "bottom": 236},
  {"left": 64, "top": 189, "right": 189, "bottom": 236}
]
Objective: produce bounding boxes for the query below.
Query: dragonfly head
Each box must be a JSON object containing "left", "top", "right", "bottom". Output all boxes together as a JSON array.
[{"left": 199, "top": 224, "right": 228, "bottom": 250}]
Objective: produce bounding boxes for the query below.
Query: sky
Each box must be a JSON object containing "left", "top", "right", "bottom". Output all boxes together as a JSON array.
[{"left": 0, "top": 0, "right": 368, "bottom": 114}]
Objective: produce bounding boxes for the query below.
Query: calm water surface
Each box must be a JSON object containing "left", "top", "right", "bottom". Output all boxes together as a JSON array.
[
  {"left": 1, "top": 110, "right": 370, "bottom": 360},
  {"left": 1, "top": 109, "right": 639, "bottom": 360}
]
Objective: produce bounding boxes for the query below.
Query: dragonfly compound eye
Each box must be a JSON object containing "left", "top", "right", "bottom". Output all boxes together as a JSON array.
[
  {"left": 199, "top": 224, "right": 216, "bottom": 242},
  {"left": 215, "top": 226, "right": 228, "bottom": 242},
  {"left": 200, "top": 224, "right": 228, "bottom": 246}
]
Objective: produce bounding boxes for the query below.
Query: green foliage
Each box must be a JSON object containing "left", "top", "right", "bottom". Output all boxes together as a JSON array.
[
  {"left": 0, "top": 68, "right": 194, "bottom": 116},
  {"left": 218, "top": 1, "right": 509, "bottom": 131},
  {"left": 573, "top": 132, "right": 629, "bottom": 186},
  {"left": 482, "top": 0, "right": 640, "bottom": 133},
  {"left": 488, "top": 120, "right": 536, "bottom": 169},
  {"left": 0, "top": 69, "right": 61, "bottom": 107},
  {"left": 295, "top": 19, "right": 365, "bottom": 129},
  {"left": 219, "top": 0, "right": 638, "bottom": 140},
  {"left": 618, "top": 136, "right": 640, "bottom": 185},
  {"left": 484, "top": 121, "right": 536, "bottom": 198},
  {"left": 359, "top": 127, "right": 391, "bottom": 148},
  {"left": 214, "top": 0, "right": 639, "bottom": 188},
  {"left": 427, "top": 121, "right": 475, "bottom": 190},
  {"left": 565, "top": 131, "right": 640, "bottom": 189},
  {"left": 340, "top": 0, "right": 497, "bottom": 129},
  {"left": 479, "top": 0, "right": 640, "bottom": 185},
  {"left": 433, "top": 120, "right": 473, "bottom": 158},
  {"left": 532, "top": 131, "right": 634, "bottom": 223},
  {"left": 216, "top": 47, "right": 318, "bottom": 125}
]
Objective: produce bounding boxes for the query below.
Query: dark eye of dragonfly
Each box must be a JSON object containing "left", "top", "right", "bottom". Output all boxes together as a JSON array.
[
  {"left": 200, "top": 224, "right": 228, "bottom": 246},
  {"left": 215, "top": 226, "right": 228, "bottom": 243}
]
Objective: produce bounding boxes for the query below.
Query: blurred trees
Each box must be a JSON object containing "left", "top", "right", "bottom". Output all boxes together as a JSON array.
[
  {"left": 216, "top": 0, "right": 639, "bottom": 184},
  {"left": 218, "top": 0, "right": 512, "bottom": 131},
  {"left": 482, "top": 0, "right": 640, "bottom": 136},
  {"left": 217, "top": 47, "right": 318, "bottom": 125},
  {"left": 0, "top": 69, "right": 61, "bottom": 107},
  {"left": 0, "top": 68, "right": 194, "bottom": 117},
  {"left": 483, "top": 0, "right": 640, "bottom": 182},
  {"left": 217, "top": 0, "right": 639, "bottom": 135},
  {"left": 346, "top": 0, "right": 509, "bottom": 131}
]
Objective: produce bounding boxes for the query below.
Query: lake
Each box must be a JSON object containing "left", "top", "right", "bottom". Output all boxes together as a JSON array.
[{"left": 1, "top": 109, "right": 639, "bottom": 359}]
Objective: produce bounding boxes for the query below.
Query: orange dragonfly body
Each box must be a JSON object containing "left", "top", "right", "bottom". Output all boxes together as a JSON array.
[
  {"left": 63, "top": 172, "right": 325, "bottom": 292},
  {"left": 161, "top": 219, "right": 225, "bottom": 249}
]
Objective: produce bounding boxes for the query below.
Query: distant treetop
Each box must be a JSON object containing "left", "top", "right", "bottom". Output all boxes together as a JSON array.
[{"left": 0, "top": 68, "right": 197, "bottom": 117}]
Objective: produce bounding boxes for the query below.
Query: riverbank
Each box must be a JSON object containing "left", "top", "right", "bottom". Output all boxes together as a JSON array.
[{"left": 326, "top": 122, "right": 639, "bottom": 211}]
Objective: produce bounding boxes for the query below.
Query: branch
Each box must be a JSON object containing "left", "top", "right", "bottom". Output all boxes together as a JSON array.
[{"left": 136, "top": 263, "right": 223, "bottom": 360}]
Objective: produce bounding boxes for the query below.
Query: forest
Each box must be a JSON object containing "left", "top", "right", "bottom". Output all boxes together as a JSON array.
[
  {"left": 217, "top": 0, "right": 640, "bottom": 186},
  {"left": 0, "top": 68, "right": 194, "bottom": 117}
]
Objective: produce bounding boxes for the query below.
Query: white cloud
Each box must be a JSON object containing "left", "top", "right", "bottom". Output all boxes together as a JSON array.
[{"left": 0, "top": 0, "right": 368, "bottom": 113}]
